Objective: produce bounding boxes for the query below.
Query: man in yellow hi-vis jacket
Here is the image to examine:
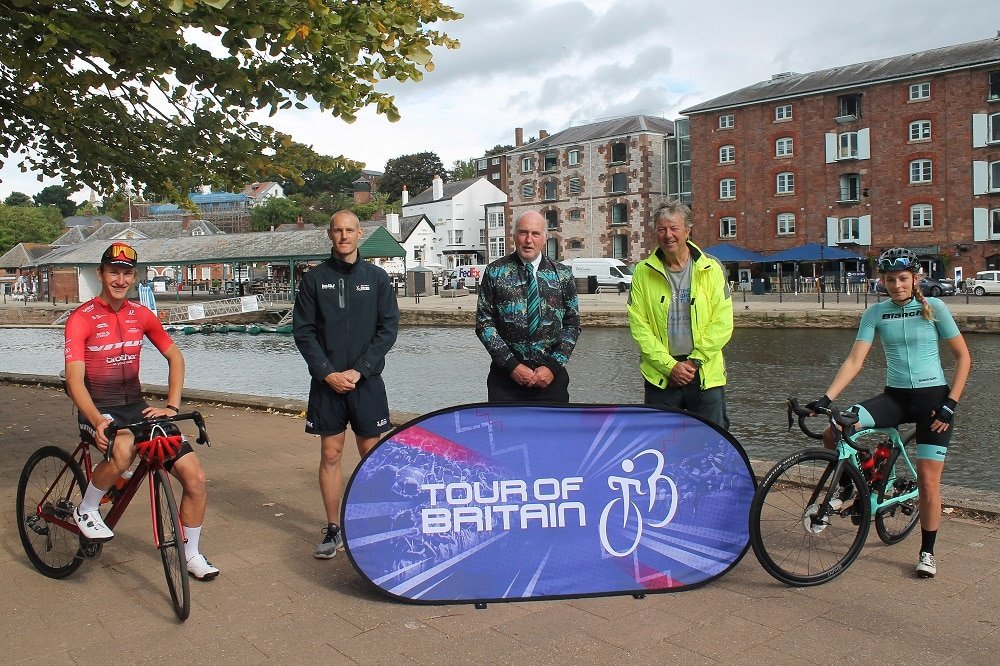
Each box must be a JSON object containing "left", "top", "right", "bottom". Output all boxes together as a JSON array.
[{"left": 628, "top": 201, "right": 734, "bottom": 429}]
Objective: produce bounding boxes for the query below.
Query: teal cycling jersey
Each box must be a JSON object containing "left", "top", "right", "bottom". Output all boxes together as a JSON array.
[{"left": 856, "top": 297, "right": 960, "bottom": 388}]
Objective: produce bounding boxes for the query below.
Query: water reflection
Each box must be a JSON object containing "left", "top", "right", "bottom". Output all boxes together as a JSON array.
[{"left": 2, "top": 326, "right": 996, "bottom": 491}]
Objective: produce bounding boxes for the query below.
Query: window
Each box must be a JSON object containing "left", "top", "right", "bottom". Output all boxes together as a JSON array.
[
  {"left": 521, "top": 183, "right": 535, "bottom": 198},
  {"left": 909, "top": 82, "right": 930, "bottom": 100},
  {"left": 611, "top": 203, "right": 628, "bottom": 225},
  {"left": 480, "top": 229, "right": 487, "bottom": 245},
  {"left": 909, "top": 120, "right": 931, "bottom": 141},
  {"left": 910, "top": 204, "right": 933, "bottom": 229},
  {"left": 568, "top": 149, "right": 580, "bottom": 166},
  {"left": 990, "top": 71, "right": 1000, "bottom": 100},
  {"left": 489, "top": 235, "right": 505, "bottom": 258},
  {"left": 837, "top": 94, "right": 861, "bottom": 121},
  {"left": 990, "top": 113, "right": 1000, "bottom": 143},
  {"left": 993, "top": 209, "right": 1000, "bottom": 237},
  {"left": 610, "top": 172, "right": 628, "bottom": 193},
  {"left": 543, "top": 180, "right": 557, "bottom": 200},
  {"left": 191, "top": 228, "right": 206, "bottom": 236},
  {"left": 990, "top": 161, "right": 1000, "bottom": 192},
  {"left": 839, "top": 217, "right": 860, "bottom": 242},
  {"left": 776, "top": 172, "right": 795, "bottom": 194},
  {"left": 543, "top": 153, "right": 558, "bottom": 171},
  {"left": 568, "top": 177, "right": 581, "bottom": 196},
  {"left": 612, "top": 234, "right": 628, "bottom": 259},
  {"left": 719, "top": 145, "right": 735, "bottom": 163},
  {"left": 909, "top": 159, "right": 932, "bottom": 184},
  {"left": 454, "top": 230, "right": 463, "bottom": 244},
  {"left": 719, "top": 178, "right": 735, "bottom": 199},
  {"left": 775, "top": 137, "right": 793, "bottom": 157},
  {"left": 719, "top": 114, "right": 734, "bottom": 129},
  {"left": 569, "top": 209, "right": 581, "bottom": 220},
  {"left": 545, "top": 210, "right": 558, "bottom": 230},
  {"left": 838, "top": 132, "right": 858, "bottom": 159},
  {"left": 719, "top": 217, "right": 736, "bottom": 238},
  {"left": 838, "top": 174, "right": 861, "bottom": 202},
  {"left": 477, "top": 159, "right": 487, "bottom": 170},
  {"left": 521, "top": 157, "right": 533, "bottom": 173},
  {"left": 569, "top": 240, "right": 583, "bottom": 249},
  {"left": 488, "top": 212, "right": 504, "bottom": 228},
  {"left": 777, "top": 213, "right": 795, "bottom": 236},
  {"left": 545, "top": 237, "right": 559, "bottom": 259},
  {"left": 491, "top": 157, "right": 500, "bottom": 165},
  {"left": 610, "top": 142, "right": 627, "bottom": 163},
  {"left": 775, "top": 104, "right": 792, "bottom": 121},
  {"left": 491, "top": 172, "right": 500, "bottom": 180}
]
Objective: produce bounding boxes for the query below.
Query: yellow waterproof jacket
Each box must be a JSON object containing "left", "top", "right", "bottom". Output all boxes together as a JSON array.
[{"left": 627, "top": 241, "right": 734, "bottom": 390}]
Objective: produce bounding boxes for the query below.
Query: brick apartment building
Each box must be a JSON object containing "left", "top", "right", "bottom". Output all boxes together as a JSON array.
[
  {"left": 681, "top": 35, "right": 1000, "bottom": 282},
  {"left": 505, "top": 115, "right": 675, "bottom": 263}
]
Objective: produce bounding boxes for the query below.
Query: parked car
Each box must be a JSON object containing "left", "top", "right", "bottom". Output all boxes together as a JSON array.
[
  {"left": 968, "top": 270, "right": 1000, "bottom": 296},
  {"left": 874, "top": 276, "right": 956, "bottom": 297}
]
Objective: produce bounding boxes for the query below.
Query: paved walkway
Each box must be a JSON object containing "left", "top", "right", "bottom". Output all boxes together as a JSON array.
[{"left": 1, "top": 383, "right": 997, "bottom": 664}]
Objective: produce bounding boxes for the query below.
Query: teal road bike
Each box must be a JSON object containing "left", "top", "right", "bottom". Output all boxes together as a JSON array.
[{"left": 749, "top": 398, "right": 920, "bottom": 586}]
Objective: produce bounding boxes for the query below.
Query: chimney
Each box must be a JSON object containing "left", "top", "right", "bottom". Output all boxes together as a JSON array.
[
  {"left": 182, "top": 213, "right": 193, "bottom": 232},
  {"left": 432, "top": 174, "right": 443, "bottom": 201},
  {"left": 296, "top": 215, "right": 304, "bottom": 230},
  {"left": 385, "top": 213, "right": 400, "bottom": 235},
  {"left": 539, "top": 129, "right": 549, "bottom": 140},
  {"left": 401, "top": 185, "right": 409, "bottom": 206},
  {"left": 515, "top": 127, "right": 524, "bottom": 147}
]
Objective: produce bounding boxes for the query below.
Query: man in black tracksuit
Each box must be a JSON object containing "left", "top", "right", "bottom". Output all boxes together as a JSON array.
[{"left": 293, "top": 210, "right": 399, "bottom": 559}]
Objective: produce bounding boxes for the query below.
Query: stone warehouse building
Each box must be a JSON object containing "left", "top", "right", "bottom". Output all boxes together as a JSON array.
[
  {"left": 681, "top": 34, "right": 1000, "bottom": 282},
  {"left": 505, "top": 115, "right": 675, "bottom": 263}
]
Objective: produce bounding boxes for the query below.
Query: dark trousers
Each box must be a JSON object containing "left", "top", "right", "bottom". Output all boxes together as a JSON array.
[
  {"left": 644, "top": 379, "right": 729, "bottom": 430},
  {"left": 487, "top": 364, "right": 570, "bottom": 403}
]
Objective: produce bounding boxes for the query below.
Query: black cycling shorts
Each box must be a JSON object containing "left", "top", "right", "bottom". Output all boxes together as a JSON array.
[
  {"left": 78, "top": 402, "right": 193, "bottom": 471},
  {"left": 305, "top": 374, "right": 391, "bottom": 438},
  {"left": 853, "top": 385, "right": 952, "bottom": 449}
]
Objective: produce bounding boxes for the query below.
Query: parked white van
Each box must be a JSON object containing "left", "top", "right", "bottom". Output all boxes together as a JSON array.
[
  {"left": 969, "top": 270, "right": 1000, "bottom": 296},
  {"left": 564, "top": 258, "right": 633, "bottom": 292}
]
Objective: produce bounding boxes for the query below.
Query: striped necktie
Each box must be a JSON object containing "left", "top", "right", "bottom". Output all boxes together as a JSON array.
[{"left": 525, "top": 263, "right": 540, "bottom": 335}]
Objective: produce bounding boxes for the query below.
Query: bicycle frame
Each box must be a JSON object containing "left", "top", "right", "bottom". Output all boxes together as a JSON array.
[{"left": 835, "top": 427, "right": 919, "bottom": 517}]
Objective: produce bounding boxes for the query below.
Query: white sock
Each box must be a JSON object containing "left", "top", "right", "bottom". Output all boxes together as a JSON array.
[
  {"left": 79, "top": 482, "right": 109, "bottom": 514},
  {"left": 184, "top": 524, "right": 202, "bottom": 562}
]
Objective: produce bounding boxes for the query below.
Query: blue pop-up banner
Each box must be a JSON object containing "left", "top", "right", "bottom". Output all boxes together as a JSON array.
[{"left": 342, "top": 404, "right": 756, "bottom": 604}]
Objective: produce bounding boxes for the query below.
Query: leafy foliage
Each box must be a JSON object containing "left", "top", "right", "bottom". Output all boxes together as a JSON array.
[
  {"left": 352, "top": 192, "right": 398, "bottom": 221},
  {"left": 484, "top": 144, "right": 513, "bottom": 156},
  {"left": 377, "top": 151, "right": 446, "bottom": 202},
  {"left": 0, "top": 204, "right": 63, "bottom": 254},
  {"left": 449, "top": 158, "right": 476, "bottom": 181},
  {"left": 0, "top": 0, "right": 461, "bottom": 195},
  {"left": 250, "top": 196, "right": 302, "bottom": 232},
  {"left": 3, "top": 192, "right": 34, "bottom": 207},
  {"left": 33, "top": 185, "right": 78, "bottom": 217}
]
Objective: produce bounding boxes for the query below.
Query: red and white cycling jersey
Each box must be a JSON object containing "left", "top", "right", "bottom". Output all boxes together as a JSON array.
[{"left": 64, "top": 297, "right": 175, "bottom": 408}]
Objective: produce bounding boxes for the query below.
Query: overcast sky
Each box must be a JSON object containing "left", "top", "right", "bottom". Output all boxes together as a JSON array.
[{"left": 2, "top": 0, "right": 997, "bottom": 199}]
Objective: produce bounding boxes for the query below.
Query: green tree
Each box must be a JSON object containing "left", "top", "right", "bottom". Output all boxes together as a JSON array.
[
  {"left": 484, "top": 144, "right": 513, "bottom": 156},
  {"left": 3, "top": 192, "right": 34, "bottom": 207},
  {"left": 250, "top": 197, "right": 302, "bottom": 232},
  {"left": 449, "top": 158, "right": 476, "bottom": 181},
  {"left": 289, "top": 191, "right": 354, "bottom": 226},
  {"left": 33, "top": 185, "right": 78, "bottom": 218},
  {"left": 1, "top": 0, "right": 461, "bottom": 195},
  {"left": 378, "top": 151, "right": 446, "bottom": 202},
  {"left": 0, "top": 204, "right": 63, "bottom": 254},
  {"left": 352, "top": 192, "right": 399, "bottom": 221}
]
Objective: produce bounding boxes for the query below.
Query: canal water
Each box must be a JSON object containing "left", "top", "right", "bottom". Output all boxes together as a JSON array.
[{"left": 1, "top": 326, "right": 996, "bottom": 491}]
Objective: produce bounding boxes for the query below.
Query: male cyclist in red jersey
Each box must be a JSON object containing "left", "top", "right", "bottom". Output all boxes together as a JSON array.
[{"left": 64, "top": 242, "right": 219, "bottom": 581}]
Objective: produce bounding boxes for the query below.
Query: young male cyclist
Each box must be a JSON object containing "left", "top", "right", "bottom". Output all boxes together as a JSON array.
[
  {"left": 808, "top": 247, "right": 971, "bottom": 578},
  {"left": 64, "top": 242, "right": 219, "bottom": 581}
]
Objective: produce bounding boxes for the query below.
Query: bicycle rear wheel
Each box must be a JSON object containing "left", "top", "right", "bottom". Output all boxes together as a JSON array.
[
  {"left": 750, "top": 449, "right": 870, "bottom": 586},
  {"left": 16, "top": 446, "right": 88, "bottom": 579},
  {"left": 875, "top": 433, "right": 920, "bottom": 545},
  {"left": 153, "top": 469, "right": 190, "bottom": 621}
]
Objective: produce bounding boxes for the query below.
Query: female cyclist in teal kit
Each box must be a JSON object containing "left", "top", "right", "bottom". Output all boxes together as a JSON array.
[{"left": 807, "top": 248, "right": 971, "bottom": 579}]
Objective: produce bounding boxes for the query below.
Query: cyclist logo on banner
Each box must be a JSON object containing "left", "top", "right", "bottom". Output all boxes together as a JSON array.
[{"left": 342, "top": 404, "right": 756, "bottom": 605}]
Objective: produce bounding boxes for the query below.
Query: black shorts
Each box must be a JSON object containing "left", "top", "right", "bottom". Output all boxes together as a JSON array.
[
  {"left": 853, "top": 386, "right": 952, "bottom": 448},
  {"left": 305, "top": 374, "right": 391, "bottom": 437},
  {"left": 78, "top": 402, "right": 193, "bottom": 472}
]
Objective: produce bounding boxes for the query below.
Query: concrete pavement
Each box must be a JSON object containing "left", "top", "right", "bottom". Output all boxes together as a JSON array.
[{"left": 1, "top": 381, "right": 998, "bottom": 664}]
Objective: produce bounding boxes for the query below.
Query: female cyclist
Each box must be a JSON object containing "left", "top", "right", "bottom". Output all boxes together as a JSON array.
[{"left": 807, "top": 247, "right": 971, "bottom": 579}]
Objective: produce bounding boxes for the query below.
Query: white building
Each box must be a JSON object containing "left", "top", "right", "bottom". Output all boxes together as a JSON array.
[
  {"left": 383, "top": 213, "right": 436, "bottom": 271},
  {"left": 242, "top": 181, "right": 285, "bottom": 205},
  {"left": 402, "top": 176, "right": 507, "bottom": 269}
]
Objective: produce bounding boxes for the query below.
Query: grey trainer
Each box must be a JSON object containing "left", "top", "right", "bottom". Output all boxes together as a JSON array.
[{"left": 314, "top": 523, "right": 343, "bottom": 559}]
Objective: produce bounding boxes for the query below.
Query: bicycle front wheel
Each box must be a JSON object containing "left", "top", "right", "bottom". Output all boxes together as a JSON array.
[
  {"left": 750, "top": 449, "right": 870, "bottom": 586},
  {"left": 875, "top": 433, "right": 920, "bottom": 545},
  {"left": 153, "top": 469, "right": 190, "bottom": 621},
  {"left": 16, "top": 446, "right": 88, "bottom": 579}
]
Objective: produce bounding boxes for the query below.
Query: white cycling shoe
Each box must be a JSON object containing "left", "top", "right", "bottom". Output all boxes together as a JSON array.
[
  {"left": 74, "top": 507, "right": 114, "bottom": 541},
  {"left": 186, "top": 553, "right": 220, "bottom": 581}
]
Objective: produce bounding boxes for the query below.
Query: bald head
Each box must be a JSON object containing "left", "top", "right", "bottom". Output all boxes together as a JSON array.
[
  {"left": 515, "top": 211, "right": 547, "bottom": 263},
  {"left": 329, "top": 209, "right": 362, "bottom": 261}
]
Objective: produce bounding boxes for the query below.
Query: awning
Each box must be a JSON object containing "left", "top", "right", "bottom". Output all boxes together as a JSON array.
[
  {"left": 701, "top": 243, "right": 767, "bottom": 263},
  {"left": 766, "top": 243, "right": 863, "bottom": 262}
]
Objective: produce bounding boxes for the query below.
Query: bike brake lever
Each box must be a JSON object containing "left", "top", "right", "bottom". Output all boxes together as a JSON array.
[{"left": 192, "top": 411, "right": 211, "bottom": 447}]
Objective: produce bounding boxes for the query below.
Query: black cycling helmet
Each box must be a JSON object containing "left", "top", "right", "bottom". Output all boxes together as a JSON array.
[{"left": 877, "top": 247, "right": 918, "bottom": 273}]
